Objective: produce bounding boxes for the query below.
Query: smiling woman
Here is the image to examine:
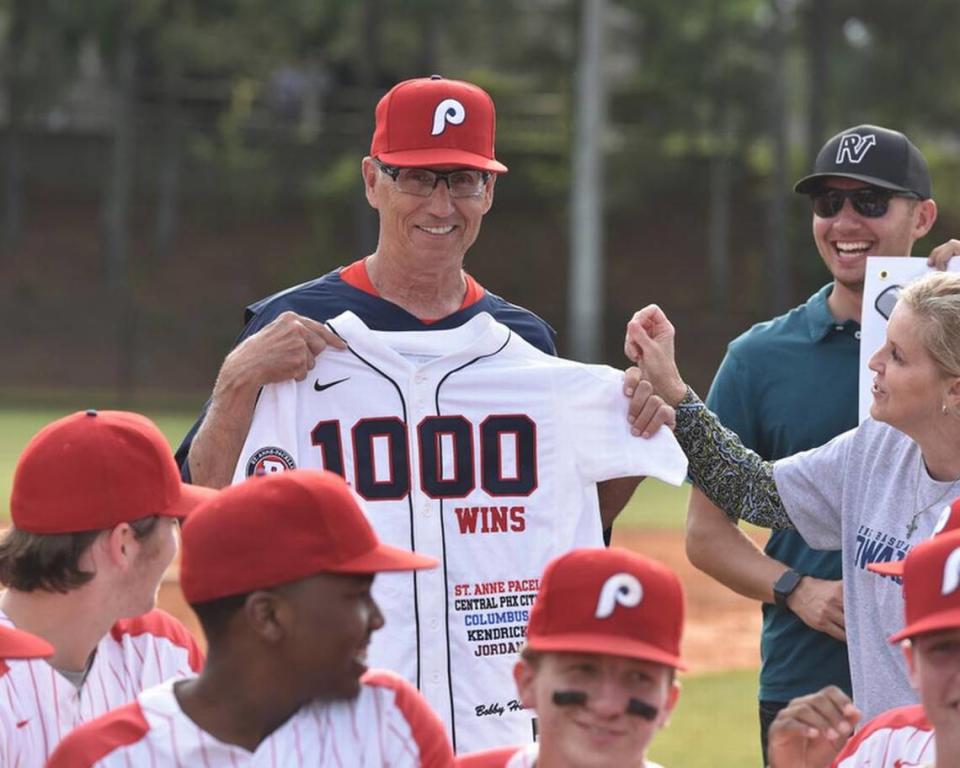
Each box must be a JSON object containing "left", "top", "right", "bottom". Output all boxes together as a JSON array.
[{"left": 624, "top": 270, "right": 960, "bottom": 724}]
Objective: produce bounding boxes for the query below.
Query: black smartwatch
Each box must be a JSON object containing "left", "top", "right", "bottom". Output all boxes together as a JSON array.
[{"left": 773, "top": 569, "right": 803, "bottom": 610}]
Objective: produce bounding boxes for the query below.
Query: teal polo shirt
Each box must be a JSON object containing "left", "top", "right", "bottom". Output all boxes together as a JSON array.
[{"left": 706, "top": 283, "right": 857, "bottom": 702}]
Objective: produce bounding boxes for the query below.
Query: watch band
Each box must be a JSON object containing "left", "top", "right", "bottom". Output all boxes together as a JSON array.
[{"left": 773, "top": 568, "right": 803, "bottom": 610}]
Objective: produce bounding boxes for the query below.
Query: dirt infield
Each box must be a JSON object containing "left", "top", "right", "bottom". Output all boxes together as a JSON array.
[
  {"left": 158, "top": 527, "right": 762, "bottom": 675},
  {"left": 611, "top": 528, "right": 761, "bottom": 674}
]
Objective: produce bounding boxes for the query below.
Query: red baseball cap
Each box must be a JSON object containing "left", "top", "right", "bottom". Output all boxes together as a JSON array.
[
  {"left": 869, "top": 497, "right": 960, "bottom": 578},
  {"left": 0, "top": 625, "right": 54, "bottom": 659},
  {"left": 525, "top": 548, "right": 686, "bottom": 670},
  {"left": 370, "top": 76, "right": 508, "bottom": 172},
  {"left": 888, "top": 529, "right": 960, "bottom": 643},
  {"left": 180, "top": 469, "right": 437, "bottom": 604},
  {"left": 10, "top": 410, "right": 215, "bottom": 534}
]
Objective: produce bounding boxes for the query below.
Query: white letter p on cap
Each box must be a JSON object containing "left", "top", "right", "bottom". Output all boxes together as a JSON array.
[
  {"left": 431, "top": 98, "right": 466, "bottom": 136},
  {"left": 942, "top": 546, "right": 960, "bottom": 597},
  {"left": 595, "top": 573, "right": 643, "bottom": 619}
]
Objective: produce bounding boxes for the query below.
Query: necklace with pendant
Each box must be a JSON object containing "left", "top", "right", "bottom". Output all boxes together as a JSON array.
[{"left": 907, "top": 453, "right": 960, "bottom": 539}]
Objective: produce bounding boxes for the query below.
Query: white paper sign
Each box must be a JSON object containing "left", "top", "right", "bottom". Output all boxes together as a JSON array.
[{"left": 859, "top": 256, "right": 960, "bottom": 422}]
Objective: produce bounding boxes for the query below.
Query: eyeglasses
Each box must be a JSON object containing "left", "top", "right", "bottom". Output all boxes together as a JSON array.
[
  {"left": 374, "top": 158, "right": 491, "bottom": 198},
  {"left": 810, "top": 187, "right": 919, "bottom": 219}
]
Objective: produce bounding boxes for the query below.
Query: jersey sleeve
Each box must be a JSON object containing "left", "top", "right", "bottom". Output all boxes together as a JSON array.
[
  {"left": 831, "top": 705, "right": 933, "bottom": 767},
  {"left": 231, "top": 379, "right": 303, "bottom": 484},
  {"left": 111, "top": 609, "right": 205, "bottom": 676},
  {"left": 772, "top": 428, "right": 856, "bottom": 550},
  {"left": 564, "top": 364, "right": 688, "bottom": 486},
  {"left": 45, "top": 701, "right": 150, "bottom": 768},
  {"left": 362, "top": 670, "right": 454, "bottom": 768}
]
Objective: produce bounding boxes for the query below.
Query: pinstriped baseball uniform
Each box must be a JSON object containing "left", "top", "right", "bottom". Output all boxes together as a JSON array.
[
  {"left": 0, "top": 608, "right": 202, "bottom": 763},
  {"left": 47, "top": 670, "right": 453, "bottom": 767},
  {"left": 233, "top": 311, "right": 689, "bottom": 752},
  {"left": 832, "top": 704, "right": 934, "bottom": 767}
]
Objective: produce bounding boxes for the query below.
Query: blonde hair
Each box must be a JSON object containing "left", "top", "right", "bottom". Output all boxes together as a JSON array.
[{"left": 898, "top": 271, "right": 960, "bottom": 379}]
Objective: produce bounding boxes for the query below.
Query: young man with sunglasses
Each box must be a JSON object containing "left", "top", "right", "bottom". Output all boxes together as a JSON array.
[{"left": 682, "top": 124, "right": 958, "bottom": 764}]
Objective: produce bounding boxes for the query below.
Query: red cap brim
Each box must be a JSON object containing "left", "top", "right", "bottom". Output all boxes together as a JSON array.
[
  {"left": 0, "top": 626, "right": 55, "bottom": 659},
  {"left": 868, "top": 560, "right": 905, "bottom": 577},
  {"left": 160, "top": 483, "right": 218, "bottom": 521},
  {"left": 526, "top": 632, "right": 687, "bottom": 671},
  {"left": 377, "top": 148, "right": 507, "bottom": 173},
  {"left": 327, "top": 542, "right": 438, "bottom": 574},
  {"left": 890, "top": 607, "right": 960, "bottom": 643}
]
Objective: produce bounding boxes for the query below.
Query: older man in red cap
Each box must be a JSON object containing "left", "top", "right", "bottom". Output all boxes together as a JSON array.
[
  {"left": 0, "top": 409, "right": 214, "bottom": 763},
  {"left": 47, "top": 469, "right": 453, "bottom": 767},
  {"left": 457, "top": 547, "right": 686, "bottom": 768},
  {"left": 178, "top": 76, "right": 556, "bottom": 489},
  {"left": 766, "top": 497, "right": 960, "bottom": 767},
  {"left": 175, "top": 75, "right": 649, "bottom": 511}
]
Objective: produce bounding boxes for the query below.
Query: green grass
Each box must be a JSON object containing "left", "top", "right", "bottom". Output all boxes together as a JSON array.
[
  {"left": 0, "top": 402, "right": 197, "bottom": 522},
  {"left": 649, "top": 668, "right": 760, "bottom": 768},
  {"left": 618, "top": 478, "right": 691, "bottom": 530}
]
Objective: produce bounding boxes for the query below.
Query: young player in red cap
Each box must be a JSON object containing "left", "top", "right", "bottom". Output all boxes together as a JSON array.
[
  {"left": 0, "top": 410, "right": 214, "bottom": 763},
  {"left": 456, "top": 547, "right": 685, "bottom": 768},
  {"left": 767, "top": 505, "right": 960, "bottom": 767},
  {"left": 47, "top": 469, "right": 454, "bottom": 767}
]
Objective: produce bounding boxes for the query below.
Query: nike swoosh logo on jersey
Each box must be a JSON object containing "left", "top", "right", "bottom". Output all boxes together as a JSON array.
[
  {"left": 16, "top": 719, "right": 29, "bottom": 729},
  {"left": 314, "top": 377, "right": 350, "bottom": 392}
]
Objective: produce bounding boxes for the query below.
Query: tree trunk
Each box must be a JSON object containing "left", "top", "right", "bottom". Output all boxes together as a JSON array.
[
  {"left": 101, "top": 1, "right": 138, "bottom": 400},
  {"left": 154, "top": 60, "right": 182, "bottom": 263},
  {"left": 2, "top": 0, "right": 29, "bottom": 256},
  {"left": 804, "top": 0, "right": 829, "bottom": 166},
  {"left": 568, "top": 0, "right": 607, "bottom": 363},
  {"left": 354, "top": 0, "right": 382, "bottom": 258},
  {"left": 765, "top": 0, "right": 791, "bottom": 314},
  {"left": 707, "top": 102, "right": 734, "bottom": 312}
]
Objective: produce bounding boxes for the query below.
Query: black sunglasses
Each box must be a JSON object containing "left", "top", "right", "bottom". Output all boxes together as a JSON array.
[{"left": 810, "top": 187, "right": 920, "bottom": 219}]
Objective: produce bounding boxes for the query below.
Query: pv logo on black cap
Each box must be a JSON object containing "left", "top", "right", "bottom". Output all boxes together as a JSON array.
[{"left": 835, "top": 133, "right": 877, "bottom": 165}]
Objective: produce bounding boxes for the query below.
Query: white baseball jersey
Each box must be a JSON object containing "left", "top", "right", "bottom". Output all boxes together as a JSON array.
[
  {"left": 233, "top": 311, "right": 688, "bottom": 752},
  {"left": 832, "top": 704, "right": 934, "bottom": 767},
  {"left": 47, "top": 669, "right": 453, "bottom": 767},
  {"left": 456, "top": 743, "right": 665, "bottom": 767},
  {"left": 0, "top": 608, "right": 202, "bottom": 764}
]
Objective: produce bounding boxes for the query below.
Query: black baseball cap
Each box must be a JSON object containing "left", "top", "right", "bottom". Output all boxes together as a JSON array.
[{"left": 794, "top": 124, "right": 931, "bottom": 199}]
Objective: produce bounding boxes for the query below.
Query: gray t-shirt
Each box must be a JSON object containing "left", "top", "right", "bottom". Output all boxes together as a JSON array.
[{"left": 773, "top": 418, "right": 960, "bottom": 721}]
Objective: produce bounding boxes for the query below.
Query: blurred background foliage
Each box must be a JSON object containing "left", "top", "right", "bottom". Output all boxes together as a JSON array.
[{"left": 0, "top": 0, "right": 958, "bottom": 402}]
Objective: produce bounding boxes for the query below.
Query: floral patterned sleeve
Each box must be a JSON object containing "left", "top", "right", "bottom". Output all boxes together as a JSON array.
[{"left": 675, "top": 388, "right": 794, "bottom": 530}]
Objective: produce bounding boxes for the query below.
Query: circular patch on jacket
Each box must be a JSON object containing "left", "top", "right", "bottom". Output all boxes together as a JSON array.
[{"left": 246, "top": 447, "right": 297, "bottom": 477}]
